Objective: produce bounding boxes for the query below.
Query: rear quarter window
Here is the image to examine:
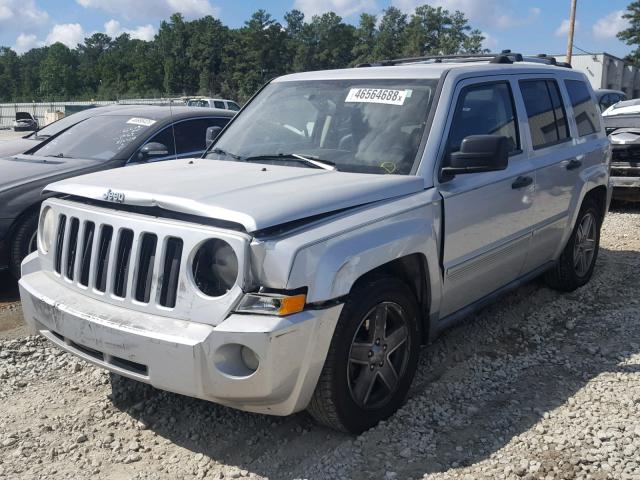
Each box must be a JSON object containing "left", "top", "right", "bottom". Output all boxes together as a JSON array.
[{"left": 565, "top": 80, "right": 601, "bottom": 136}]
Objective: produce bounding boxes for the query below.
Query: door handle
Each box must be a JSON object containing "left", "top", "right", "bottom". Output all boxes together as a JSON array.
[
  {"left": 566, "top": 159, "right": 582, "bottom": 171},
  {"left": 511, "top": 176, "right": 533, "bottom": 189}
]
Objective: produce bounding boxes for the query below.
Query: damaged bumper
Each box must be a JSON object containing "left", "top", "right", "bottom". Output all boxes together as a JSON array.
[{"left": 19, "top": 254, "right": 341, "bottom": 416}]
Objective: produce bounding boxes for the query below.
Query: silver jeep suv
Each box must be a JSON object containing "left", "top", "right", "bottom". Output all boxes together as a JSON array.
[{"left": 19, "top": 53, "right": 611, "bottom": 433}]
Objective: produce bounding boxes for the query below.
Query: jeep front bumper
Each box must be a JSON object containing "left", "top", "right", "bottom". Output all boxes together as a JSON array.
[{"left": 19, "top": 259, "right": 341, "bottom": 416}]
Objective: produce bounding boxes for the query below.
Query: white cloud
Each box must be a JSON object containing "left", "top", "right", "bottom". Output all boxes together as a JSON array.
[
  {"left": 482, "top": 31, "right": 498, "bottom": 51},
  {"left": 0, "top": 0, "right": 48, "bottom": 25},
  {"left": 555, "top": 18, "right": 580, "bottom": 37},
  {"left": 45, "top": 23, "right": 86, "bottom": 48},
  {"left": 104, "top": 19, "right": 156, "bottom": 41},
  {"left": 392, "top": 0, "right": 540, "bottom": 30},
  {"left": 293, "top": 0, "right": 377, "bottom": 18},
  {"left": 592, "top": 10, "right": 629, "bottom": 40},
  {"left": 14, "top": 33, "right": 40, "bottom": 54},
  {"left": 77, "top": 0, "right": 219, "bottom": 20},
  {"left": 0, "top": 5, "right": 13, "bottom": 21}
]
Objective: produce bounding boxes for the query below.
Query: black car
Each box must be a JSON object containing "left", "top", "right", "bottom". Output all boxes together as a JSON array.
[
  {"left": 13, "top": 112, "right": 39, "bottom": 132},
  {"left": 0, "top": 105, "right": 234, "bottom": 277},
  {"left": 0, "top": 105, "right": 131, "bottom": 157}
]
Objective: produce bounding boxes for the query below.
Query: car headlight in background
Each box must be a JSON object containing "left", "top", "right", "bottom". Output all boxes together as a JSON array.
[
  {"left": 192, "top": 239, "right": 238, "bottom": 297},
  {"left": 38, "top": 206, "right": 55, "bottom": 254},
  {"left": 236, "top": 292, "right": 306, "bottom": 316}
]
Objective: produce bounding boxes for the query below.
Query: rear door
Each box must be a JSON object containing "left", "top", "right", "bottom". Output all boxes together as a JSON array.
[
  {"left": 438, "top": 78, "right": 537, "bottom": 318},
  {"left": 521, "top": 77, "right": 602, "bottom": 272}
]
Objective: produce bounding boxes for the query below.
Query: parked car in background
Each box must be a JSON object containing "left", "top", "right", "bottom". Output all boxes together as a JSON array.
[
  {"left": 602, "top": 101, "right": 640, "bottom": 201},
  {"left": 19, "top": 53, "right": 610, "bottom": 433},
  {"left": 595, "top": 89, "right": 627, "bottom": 112},
  {"left": 0, "top": 105, "right": 234, "bottom": 277},
  {"left": 0, "top": 105, "right": 129, "bottom": 158},
  {"left": 187, "top": 98, "right": 241, "bottom": 111},
  {"left": 13, "top": 112, "right": 39, "bottom": 132}
]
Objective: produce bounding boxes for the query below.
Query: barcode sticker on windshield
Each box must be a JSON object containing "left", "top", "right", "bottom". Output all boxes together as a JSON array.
[
  {"left": 127, "top": 117, "right": 156, "bottom": 127},
  {"left": 345, "top": 88, "right": 409, "bottom": 105}
]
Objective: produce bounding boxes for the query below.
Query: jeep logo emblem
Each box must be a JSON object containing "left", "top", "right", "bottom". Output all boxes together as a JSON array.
[{"left": 103, "top": 189, "right": 125, "bottom": 203}]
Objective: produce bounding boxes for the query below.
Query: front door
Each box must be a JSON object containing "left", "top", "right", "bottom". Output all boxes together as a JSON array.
[{"left": 438, "top": 79, "right": 536, "bottom": 318}]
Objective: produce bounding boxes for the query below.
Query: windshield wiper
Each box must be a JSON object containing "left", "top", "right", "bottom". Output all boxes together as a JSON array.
[
  {"left": 243, "top": 153, "right": 336, "bottom": 171},
  {"left": 210, "top": 148, "right": 242, "bottom": 160}
]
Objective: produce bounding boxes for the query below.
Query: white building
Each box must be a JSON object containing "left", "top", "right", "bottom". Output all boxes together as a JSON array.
[{"left": 555, "top": 52, "right": 640, "bottom": 98}]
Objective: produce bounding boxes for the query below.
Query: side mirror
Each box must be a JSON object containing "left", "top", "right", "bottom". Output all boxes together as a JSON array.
[
  {"left": 206, "top": 126, "right": 222, "bottom": 147},
  {"left": 138, "top": 142, "right": 169, "bottom": 161},
  {"left": 442, "top": 135, "right": 510, "bottom": 177}
]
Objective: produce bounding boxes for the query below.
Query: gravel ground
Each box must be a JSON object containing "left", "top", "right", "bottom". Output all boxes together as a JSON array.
[{"left": 0, "top": 206, "right": 639, "bottom": 480}]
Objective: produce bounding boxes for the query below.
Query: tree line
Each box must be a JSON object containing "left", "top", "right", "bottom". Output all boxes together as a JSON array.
[{"left": 0, "top": 5, "right": 486, "bottom": 103}]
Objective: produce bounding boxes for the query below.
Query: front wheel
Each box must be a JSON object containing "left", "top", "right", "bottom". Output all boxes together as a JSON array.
[
  {"left": 545, "top": 198, "right": 602, "bottom": 292},
  {"left": 9, "top": 211, "right": 38, "bottom": 279},
  {"left": 307, "top": 276, "right": 420, "bottom": 433}
]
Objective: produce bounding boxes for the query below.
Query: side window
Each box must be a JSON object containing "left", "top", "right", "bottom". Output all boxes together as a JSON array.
[
  {"left": 172, "top": 118, "right": 230, "bottom": 155},
  {"left": 520, "top": 79, "right": 570, "bottom": 149},
  {"left": 227, "top": 102, "right": 241, "bottom": 111},
  {"left": 447, "top": 81, "right": 519, "bottom": 155},
  {"left": 214, "top": 100, "right": 225, "bottom": 109},
  {"left": 565, "top": 80, "right": 601, "bottom": 136},
  {"left": 598, "top": 94, "right": 611, "bottom": 111}
]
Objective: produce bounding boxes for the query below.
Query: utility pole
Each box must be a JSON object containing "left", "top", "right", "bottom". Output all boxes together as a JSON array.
[{"left": 566, "top": 0, "right": 578, "bottom": 65}]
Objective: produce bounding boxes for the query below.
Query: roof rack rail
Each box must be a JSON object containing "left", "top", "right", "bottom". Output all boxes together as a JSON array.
[{"left": 357, "top": 50, "right": 571, "bottom": 68}]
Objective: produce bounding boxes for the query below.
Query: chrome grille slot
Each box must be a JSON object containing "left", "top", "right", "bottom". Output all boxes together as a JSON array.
[
  {"left": 159, "top": 237, "right": 183, "bottom": 308},
  {"left": 65, "top": 218, "right": 80, "bottom": 280},
  {"left": 95, "top": 225, "right": 113, "bottom": 292},
  {"left": 54, "top": 215, "right": 66, "bottom": 274},
  {"left": 113, "top": 229, "right": 134, "bottom": 298},
  {"left": 79, "top": 222, "right": 95, "bottom": 287},
  {"left": 134, "top": 233, "right": 158, "bottom": 303}
]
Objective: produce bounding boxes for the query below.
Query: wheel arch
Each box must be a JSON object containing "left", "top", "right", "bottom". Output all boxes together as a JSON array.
[
  {"left": 582, "top": 184, "right": 608, "bottom": 221},
  {"left": 348, "top": 254, "right": 431, "bottom": 343}
]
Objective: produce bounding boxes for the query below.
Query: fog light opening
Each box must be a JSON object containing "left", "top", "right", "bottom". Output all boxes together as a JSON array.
[
  {"left": 213, "top": 343, "right": 259, "bottom": 378},
  {"left": 241, "top": 346, "right": 260, "bottom": 372}
]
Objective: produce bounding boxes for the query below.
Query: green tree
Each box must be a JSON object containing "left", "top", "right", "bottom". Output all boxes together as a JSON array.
[
  {"left": 373, "top": 7, "right": 407, "bottom": 60},
  {"left": 352, "top": 13, "right": 377, "bottom": 65},
  {"left": 619, "top": 2, "right": 640, "bottom": 63},
  {"left": 0, "top": 47, "right": 21, "bottom": 101},
  {"left": 403, "top": 6, "right": 486, "bottom": 57},
  {"left": 222, "top": 10, "right": 289, "bottom": 101},
  {"left": 19, "top": 47, "right": 48, "bottom": 100},
  {"left": 77, "top": 33, "right": 112, "bottom": 96},
  {"left": 39, "top": 43, "right": 79, "bottom": 100},
  {"left": 0, "top": 5, "right": 489, "bottom": 101}
]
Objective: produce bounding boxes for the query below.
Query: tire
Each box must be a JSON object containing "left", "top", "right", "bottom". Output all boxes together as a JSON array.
[
  {"left": 9, "top": 210, "right": 38, "bottom": 279},
  {"left": 544, "top": 198, "right": 602, "bottom": 292},
  {"left": 307, "top": 275, "right": 421, "bottom": 433}
]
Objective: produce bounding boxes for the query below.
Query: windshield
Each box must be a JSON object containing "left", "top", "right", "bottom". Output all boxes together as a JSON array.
[
  {"left": 32, "top": 115, "right": 155, "bottom": 160},
  {"left": 206, "top": 79, "right": 438, "bottom": 175}
]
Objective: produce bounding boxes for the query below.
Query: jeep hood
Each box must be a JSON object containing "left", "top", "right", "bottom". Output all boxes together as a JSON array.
[{"left": 45, "top": 158, "right": 424, "bottom": 232}]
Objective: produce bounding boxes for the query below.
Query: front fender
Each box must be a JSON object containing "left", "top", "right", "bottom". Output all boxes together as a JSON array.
[{"left": 279, "top": 190, "right": 442, "bottom": 314}]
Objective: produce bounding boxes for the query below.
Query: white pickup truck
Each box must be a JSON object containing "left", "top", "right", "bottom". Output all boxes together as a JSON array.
[{"left": 20, "top": 52, "right": 611, "bottom": 433}]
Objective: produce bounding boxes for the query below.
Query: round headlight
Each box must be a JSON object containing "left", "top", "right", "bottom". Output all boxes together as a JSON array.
[
  {"left": 38, "top": 207, "right": 55, "bottom": 254},
  {"left": 192, "top": 239, "right": 238, "bottom": 297}
]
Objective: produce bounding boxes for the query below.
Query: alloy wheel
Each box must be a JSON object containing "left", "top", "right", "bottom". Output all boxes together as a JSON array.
[
  {"left": 573, "top": 211, "right": 597, "bottom": 277},
  {"left": 347, "top": 302, "right": 410, "bottom": 409}
]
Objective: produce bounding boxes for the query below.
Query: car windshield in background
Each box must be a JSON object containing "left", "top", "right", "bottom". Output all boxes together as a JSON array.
[
  {"left": 31, "top": 115, "right": 156, "bottom": 161},
  {"left": 206, "top": 79, "right": 438, "bottom": 175}
]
